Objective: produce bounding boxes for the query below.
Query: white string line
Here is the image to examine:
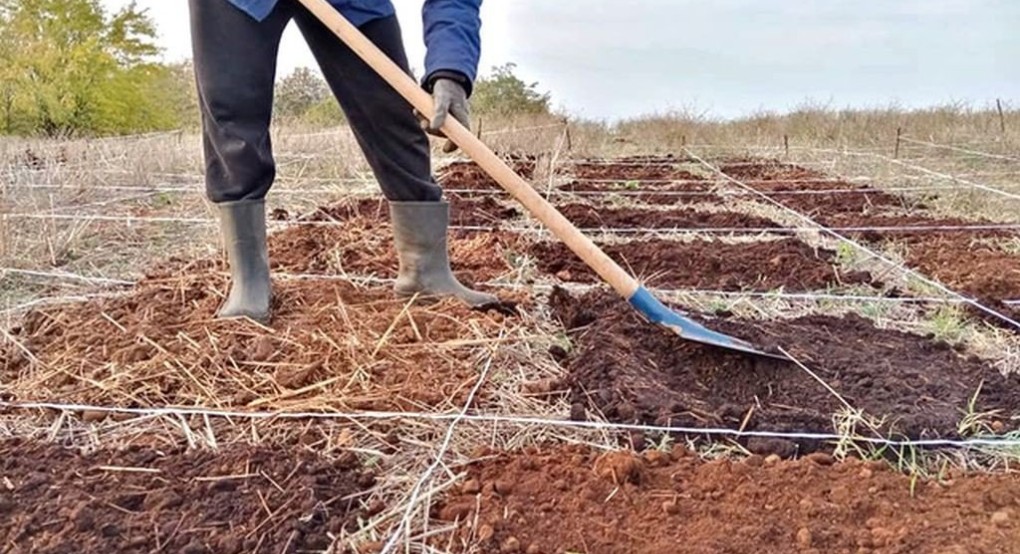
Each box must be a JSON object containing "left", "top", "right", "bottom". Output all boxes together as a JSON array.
[
  {"left": 900, "top": 136, "right": 1020, "bottom": 163},
  {"left": 12, "top": 181, "right": 936, "bottom": 197},
  {"left": 380, "top": 338, "right": 499, "bottom": 554},
  {"left": 686, "top": 149, "right": 1020, "bottom": 329},
  {"left": 5, "top": 212, "right": 1018, "bottom": 236},
  {"left": 1, "top": 268, "right": 134, "bottom": 286},
  {"left": 0, "top": 292, "right": 126, "bottom": 317},
  {"left": 814, "top": 149, "right": 1020, "bottom": 203},
  {"left": 0, "top": 267, "right": 972, "bottom": 306},
  {"left": 6, "top": 180, "right": 1004, "bottom": 199},
  {"left": 2, "top": 401, "right": 1018, "bottom": 450},
  {"left": 1, "top": 170, "right": 378, "bottom": 184}
]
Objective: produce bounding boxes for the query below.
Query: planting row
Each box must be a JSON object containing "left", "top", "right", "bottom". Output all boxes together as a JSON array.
[{"left": 439, "top": 156, "right": 1020, "bottom": 320}]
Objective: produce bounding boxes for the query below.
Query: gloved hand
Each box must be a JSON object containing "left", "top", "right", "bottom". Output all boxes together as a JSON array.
[{"left": 422, "top": 77, "right": 470, "bottom": 153}]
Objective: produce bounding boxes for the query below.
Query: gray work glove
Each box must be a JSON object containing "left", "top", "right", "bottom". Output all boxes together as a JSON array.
[{"left": 422, "top": 78, "right": 470, "bottom": 153}]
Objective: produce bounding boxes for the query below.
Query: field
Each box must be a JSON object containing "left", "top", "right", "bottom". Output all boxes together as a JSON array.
[{"left": 2, "top": 112, "right": 1020, "bottom": 553}]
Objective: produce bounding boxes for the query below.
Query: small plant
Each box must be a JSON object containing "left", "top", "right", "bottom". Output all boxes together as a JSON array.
[
  {"left": 957, "top": 381, "right": 1001, "bottom": 437},
  {"left": 834, "top": 241, "right": 858, "bottom": 267},
  {"left": 928, "top": 306, "right": 968, "bottom": 344}
]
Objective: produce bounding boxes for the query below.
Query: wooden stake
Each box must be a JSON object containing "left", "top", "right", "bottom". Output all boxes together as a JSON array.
[
  {"left": 475, "top": 117, "right": 483, "bottom": 139},
  {"left": 784, "top": 134, "right": 790, "bottom": 157},
  {"left": 563, "top": 118, "right": 572, "bottom": 151},
  {"left": 895, "top": 127, "right": 903, "bottom": 159},
  {"left": 997, "top": 99, "right": 1006, "bottom": 135}
]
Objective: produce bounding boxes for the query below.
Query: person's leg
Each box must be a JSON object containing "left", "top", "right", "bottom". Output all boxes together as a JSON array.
[
  {"left": 292, "top": 13, "right": 440, "bottom": 202},
  {"left": 189, "top": 0, "right": 293, "bottom": 322},
  {"left": 294, "top": 12, "right": 497, "bottom": 307}
]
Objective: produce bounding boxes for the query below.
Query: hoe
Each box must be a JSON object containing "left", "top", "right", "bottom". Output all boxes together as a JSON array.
[{"left": 297, "top": 0, "right": 788, "bottom": 362}]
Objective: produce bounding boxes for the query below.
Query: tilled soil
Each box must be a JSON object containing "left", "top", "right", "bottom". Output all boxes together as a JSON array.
[
  {"left": 435, "top": 445, "right": 1020, "bottom": 554},
  {"left": 0, "top": 439, "right": 375, "bottom": 554},
  {"left": 0, "top": 277, "right": 523, "bottom": 411},
  {"left": 294, "top": 195, "right": 521, "bottom": 228},
  {"left": 564, "top": 162, "right": 705, "bottom": 181},
  {"left": 553, "top": 203, "right": 780, "bottom": 230},
  {"left": 551, "top": 289, "right": 1020, "bottom": 453},
  {"left": 436, "top": 158, "right": 537, "bottom": 191},
  {"left": 266, "top": 220, "right": 522, "bottom": 283},
  {"left": 556, "top": 181, "right": 719, "bottom": 206},
  {"left": 531, "top": 238, "right": 874, "bottom": 291},
  {"left": 720, "top": 159, "right": 828, "bottom": 181},
  {"left": 901, "top": 235, "right": 1020, "bottom": 323},
  {"left": 153, "top": 214, "right": 523, "bottom": 285}
]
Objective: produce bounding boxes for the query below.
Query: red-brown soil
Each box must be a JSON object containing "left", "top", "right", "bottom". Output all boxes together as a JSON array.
[
  {"left": 435, "top": 445, "right": 1020, "bottom": 554},
  {"left": 531, "top": 238, "right": 874, "bottom": 291},
  {"left": 565, "top": 162, "right": 706, "bottom": 181},
  {"left": 293, "top": 195, "right": 520, "bottom": 228},
  {"left": 156, "top": 211, "right": 525, "bottom": 286},
  {"left": 906, "top": 237, "right": 1020, "bottom": 301},
  {"left": 557, "top": 180, "right": 719, "bottom": 206},
  {"left": 265, "top": 219, "right": 523, "bottom": 284},
  {"left": 553, "top": 203, "right": 780, "bottom": 230},
  {"left": 0, "top": 439, "right": 374, "bottom": 554},
  {"left": 0, "top": 277, "right": 524, "bottom": 411},
  {"left": 437, "top": 159, "right": 537, "bottom": 191},
  {"left": 716, "top": 161, "right": 1020, "bottom": 324},
  {"left": 901, "top": 236, "right": 1020, "bottom": 323},
  {"left": 720, "top": 159, "right": 828, "bottom": 181},
  {"left": 550, "top": 289, "right": 1019, "bottom": 451}
]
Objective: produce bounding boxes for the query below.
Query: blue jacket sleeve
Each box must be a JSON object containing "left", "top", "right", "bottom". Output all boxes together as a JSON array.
[{"left": 421, "top": 0, "right": 482, "bottom": 94}]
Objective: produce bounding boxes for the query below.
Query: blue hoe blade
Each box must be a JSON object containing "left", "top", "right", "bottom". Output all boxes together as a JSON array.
[{"left": 629, "top": 287, "right": 790, "bottom": 361}]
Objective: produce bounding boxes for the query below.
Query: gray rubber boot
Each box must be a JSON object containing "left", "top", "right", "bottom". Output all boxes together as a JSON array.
[
  {"left": 390, "top": 201, "right": 498, "bottom": 308},
  {"left": 216, "top": 199, "right": 272, "bottom": 323}
]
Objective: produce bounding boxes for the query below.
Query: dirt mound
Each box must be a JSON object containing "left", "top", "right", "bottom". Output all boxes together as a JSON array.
[
  {"left": 531, "top": 238, "right": 874, "bottom": 291},
  {"left": 1, "top": 278, "right": 523, "bottom": 411},
  {"left": 564, "top": 162, "right": 705, "bottom": 181},
  {"left": 437, "top": 159, "right": 537, "bottom": 191},
  {"left": 150, "top": 214, "right": 523, "bottom": 285},
  {"left": 720, "top": 160, "right": 827, "bottom": 181},
  {"left": 769, "top": 189, "right": 915, "bottom": 222},
  {"left": 550, "top": 289, "right": 1019, "bottom": 452},
  {"left": 434, "top": 445, "right": 1020, "bottom": 554},
  {"left": 0, "top": 439, "right": 374, "bottom": 554},
  {"left": 266, "top": 219, "right": 522, "bottom": 283},
  {"left": 293, "top": 195, "right": 519, "bottom": 228},
  {"left": 901, "top": 236, "right": 1020, "bottom": 324},
  {"left": 554, "top": 203, "right": 779, "bottom": 230},
  {"left": 559, "top": 181, "right": 719, "bottom": 205}
]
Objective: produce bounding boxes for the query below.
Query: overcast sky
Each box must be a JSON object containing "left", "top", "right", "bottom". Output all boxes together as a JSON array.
[{"left": 101, "top": 0, "right": 1019, "bottom": 121}]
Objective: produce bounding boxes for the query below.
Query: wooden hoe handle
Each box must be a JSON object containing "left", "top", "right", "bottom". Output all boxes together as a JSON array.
[{"left": 296, "top": 0, "right": 641, "bottom": 300}]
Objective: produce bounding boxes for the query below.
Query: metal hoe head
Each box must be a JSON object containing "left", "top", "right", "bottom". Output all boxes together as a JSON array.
[{"left": 629, "top": 288, "right": 790, "bottom": 362}]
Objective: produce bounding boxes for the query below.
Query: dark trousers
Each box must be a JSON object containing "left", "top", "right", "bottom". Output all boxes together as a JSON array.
[{"left": 189, "top": 0, "right": 443, "bottom": 204}]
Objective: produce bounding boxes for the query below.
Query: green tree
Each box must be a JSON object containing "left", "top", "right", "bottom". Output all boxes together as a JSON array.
[
  {"left": 275, "top": 67, "right": 329, "bottom": 120},
  {"left": 0, "top": 0, "right": 174, "bottom": 136},
  {"left": 471, "top": 63, "right": 551, "bottom": 117}
]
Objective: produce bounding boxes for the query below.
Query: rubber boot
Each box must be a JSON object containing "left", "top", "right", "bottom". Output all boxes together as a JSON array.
[
  {"left": 390, "top": 201, "right": 498, "bottom": 308},
  {"left": 216, "top": 199, "right": 272, "bottom": 323}
]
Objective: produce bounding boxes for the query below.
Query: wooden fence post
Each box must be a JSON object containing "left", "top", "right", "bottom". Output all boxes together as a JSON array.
[
  {"left": 784, "top": 134, "right": 790, "bottom": 157},
  {"left": 894, "top": 127, "right": 902, "bottom": 159},
  {"left": 997, "top": 99, "right": 1007, "bottom": 135}
]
